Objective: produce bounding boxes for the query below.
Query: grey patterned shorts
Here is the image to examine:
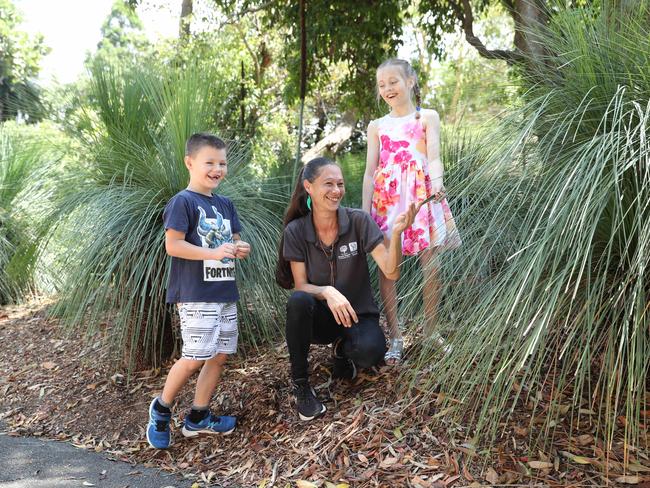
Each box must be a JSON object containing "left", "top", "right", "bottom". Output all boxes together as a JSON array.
[{"left": 177, "top": 302, "right": 238, "bottom": 360}]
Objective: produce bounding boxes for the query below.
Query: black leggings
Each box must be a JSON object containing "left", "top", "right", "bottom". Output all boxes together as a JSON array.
[{"left": 285, "top": 291, "right": 387, "bottom": 381}]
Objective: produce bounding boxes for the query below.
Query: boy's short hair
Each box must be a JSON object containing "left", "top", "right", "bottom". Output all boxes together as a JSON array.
[{"left": 185, "top": 132, "right": 227, "bottom": 157}]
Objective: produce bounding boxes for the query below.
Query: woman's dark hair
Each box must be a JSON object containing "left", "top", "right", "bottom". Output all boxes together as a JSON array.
[{"left": 275, "top": 157, "right": 338, "bottom": 289}]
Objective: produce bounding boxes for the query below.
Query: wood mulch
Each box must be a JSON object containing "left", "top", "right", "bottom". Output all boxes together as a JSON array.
[{"left": 0, "top": 299, "right": 647, "bottom": 487}]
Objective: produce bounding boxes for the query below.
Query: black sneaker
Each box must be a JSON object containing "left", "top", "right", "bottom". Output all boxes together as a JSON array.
[
  {"left": 332, "top": 356, "right": 357, "bottom": 380},
  {"left": 292, "top": 379, "right": 326, "bottom": 421}
]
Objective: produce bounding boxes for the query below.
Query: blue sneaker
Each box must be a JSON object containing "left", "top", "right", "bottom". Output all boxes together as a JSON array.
[
  {"left": 146, "top": 398, "right": 171, "bottom": 449},
  {"left": 181, "top": 413, "right": 237, "bottom": 437}
]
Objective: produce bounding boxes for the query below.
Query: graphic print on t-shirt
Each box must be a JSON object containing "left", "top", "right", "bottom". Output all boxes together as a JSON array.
[{"left": 197, "top": 205, "right": 235, "bottom": 282}]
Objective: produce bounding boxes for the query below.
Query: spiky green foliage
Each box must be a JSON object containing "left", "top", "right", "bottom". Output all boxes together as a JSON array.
[
  {"left": 405, "top": 1, "right": 649, "bottom": 454},
  {"left": 0, "top": 124, "right": 58, "bottom": 303},
  {"left": 51, "top": 59, "right": 288, "bottom": 368}
]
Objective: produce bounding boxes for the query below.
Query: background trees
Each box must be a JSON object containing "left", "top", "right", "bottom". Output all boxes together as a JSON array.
[
  {"left": 88, "top": 0, "right": 152, "bottom": 67},
  {"left": 1, "top": 0, "right": 647, "bottom": 464},
  {"left": 0, "top": 0, "right": 49, "bottom": 122}
]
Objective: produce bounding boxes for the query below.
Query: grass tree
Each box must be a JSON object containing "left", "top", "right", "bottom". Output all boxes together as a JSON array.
[
  {"left": 50, "top": 59, "right": 288, "bottom": 370},
  {"left": 0, "top": 124, "right": 59, "bottom": 303},
  {"left": 404, "top": 0, "right": 650, "bottom": 455}
]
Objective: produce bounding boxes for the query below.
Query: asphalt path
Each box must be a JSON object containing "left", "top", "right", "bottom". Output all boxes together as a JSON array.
[{"left": 0, "top": 427, "right": 193, "bottom": 488}]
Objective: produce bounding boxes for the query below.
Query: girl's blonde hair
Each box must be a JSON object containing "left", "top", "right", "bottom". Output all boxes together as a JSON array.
[{"left": 377, "top": 58, "right": 422, "bottom": 119}]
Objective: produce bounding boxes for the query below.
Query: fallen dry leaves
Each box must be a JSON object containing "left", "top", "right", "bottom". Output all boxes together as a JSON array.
[{"left": 1, "top": 299, "right": 648, "bottom": 487}]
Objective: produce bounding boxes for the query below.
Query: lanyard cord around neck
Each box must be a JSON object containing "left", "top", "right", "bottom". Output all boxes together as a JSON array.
[{"left": 317, "top": 239, "right": 336, "bottom": 286}]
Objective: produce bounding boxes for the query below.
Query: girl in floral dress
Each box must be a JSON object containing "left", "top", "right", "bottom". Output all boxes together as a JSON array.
[{"left": 362, "top": 58, "right": 461, "bottom": 364}]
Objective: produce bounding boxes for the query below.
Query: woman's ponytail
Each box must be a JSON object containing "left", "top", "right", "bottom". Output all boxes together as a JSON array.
[{"left": 275, "top": 157, "right": 336, "bottom": 289}]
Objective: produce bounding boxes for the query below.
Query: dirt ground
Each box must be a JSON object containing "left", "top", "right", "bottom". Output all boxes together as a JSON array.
[{"left": 1, "top": 299, "right": 647, "bottom": 487}]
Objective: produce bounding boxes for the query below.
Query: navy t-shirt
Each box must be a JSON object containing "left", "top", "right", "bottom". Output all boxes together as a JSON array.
[{"left": 164, "top": 189, "right": 242, "bottom": 303}]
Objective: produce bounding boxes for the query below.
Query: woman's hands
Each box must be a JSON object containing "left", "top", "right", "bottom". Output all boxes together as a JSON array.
[
  {"left": 371, "top": 203, "right": 418, "bottom": 280},
  {"left": 289, "top": 262, "right": 357, "bottom": 326},
  {"left": 323, "top": 286, "right": 358, "bottom": 327},
  {"left": 391, "top": 202, "right": 418, "bottom": 236}
]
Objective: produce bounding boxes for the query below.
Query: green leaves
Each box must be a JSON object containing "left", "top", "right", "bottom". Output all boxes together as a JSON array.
[
  {"left": 0, "top": 124, "right": 61, "bottom": 303},
  {"left": 0, "top": 0, "right": 49, "bottom": 122},
  {"left": 404, "top": 0, "right": 650, "bottom": 455},
  {"left": 51, "top": 57, "right": 288, "bottom": 368},
  {"left": 215, "top": 0, "right": 405, "bottom": 113}
]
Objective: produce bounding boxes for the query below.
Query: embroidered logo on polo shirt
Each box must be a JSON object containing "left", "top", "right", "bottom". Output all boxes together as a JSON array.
[{"left": 339, "top": 241, "right": 359, "bottom": 260}]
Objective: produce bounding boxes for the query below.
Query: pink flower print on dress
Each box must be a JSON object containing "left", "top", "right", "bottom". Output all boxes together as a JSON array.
[
  {"left": 414, "top": 179, "right": 425, "bottom": 199},
  {"left": 415, "top": 212, "right": 428, "bottom": 228},
  {"left": 388, "top": 177, "right": 398, "bottom": 193},
  {"left": 415, "top": 169, "right": 427, "bottom": 198},
  {"left": 380, "top": 149, "right": 390, "bottom": 166},
  {"left": 376, "top": 177, "right": 400, "bottom": 209},
  {"left": 381, "top": 135, "right": 409, "bottom": 154},
  {"left": 403, "top": 119, "right": 424, "bottom": 141},
  {"left": 415, "top": 204, "right": 430, "bottom": 227},
  {"left": 403, "top": 227, "right": 428, "bottom": 255},
  {"left": 423, "top": 173, "right": 432, "bottom": 193},
  {"left": 375, "top": 197, "right": 388, "bottom": 215},
  {"left": 372, "top": 212, "right": 388, "bottom": 232},
  {"left": 374, "top": 170, "right": 387, "bottom": 189},
  {"left": 393, "top": 150, "right": 413, "bottom": 171}
]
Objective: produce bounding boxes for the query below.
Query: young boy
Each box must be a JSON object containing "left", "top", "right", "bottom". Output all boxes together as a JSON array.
[{"left": 146, "top": 132, "right": 251, "bottom": 449}]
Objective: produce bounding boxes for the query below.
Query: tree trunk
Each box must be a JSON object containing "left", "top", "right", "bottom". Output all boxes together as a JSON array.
[
  {"left": 293, "top": 0, "right": 307, "bottom": 177},
  {"left": 125, "top": 299, "right": 176, "bottom": 372},
  {"left": 512, "top": 0, "right": 549, "bottom": 61},
  {"left": 450, "top": 0, "right": 549, "bottom": 65},
  {"left": 239, "top": 60, "right": 246, "bottom": 130},
  {"left": 301, "top": 111, "right": 357, "bottom": 163},
  {"left": 450, "top": 64, "right": 463, "bottom": 123},
  {"left": 0, "top": 80, "right": 8, "bottom": 122},
  {"left": 179, "top": 0, "right": 193, "bottom": 38},
  {"left": 313, "top": 97, "right": 327, "bottom": 143}
]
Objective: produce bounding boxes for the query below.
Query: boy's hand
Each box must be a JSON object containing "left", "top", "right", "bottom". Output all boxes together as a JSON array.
[
  {"left": 234, "top": 240, "right": 251, "bottom": 259},
  {"left": 392, "top": 203, "right": 418, "bottom": 236},
  {"left": 213, "top": 243, "right": 237, "bottom": 261}
]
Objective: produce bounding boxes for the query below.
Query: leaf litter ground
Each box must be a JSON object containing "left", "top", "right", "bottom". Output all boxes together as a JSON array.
[{"left": 1, "top": 300, "right": 648, "bottom": 487}]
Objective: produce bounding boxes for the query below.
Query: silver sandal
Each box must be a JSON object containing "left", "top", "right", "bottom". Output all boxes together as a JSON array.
[
  {"left": 384, "top": 338, "right": 404, "bottom": 364},
  {"left": 430, "top": 331, "right": 453, "bottom": 355}
]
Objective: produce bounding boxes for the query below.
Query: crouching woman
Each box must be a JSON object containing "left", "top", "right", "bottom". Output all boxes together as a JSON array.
[{"left": 276, "top": 157, "right": 416, "bottom": 421}]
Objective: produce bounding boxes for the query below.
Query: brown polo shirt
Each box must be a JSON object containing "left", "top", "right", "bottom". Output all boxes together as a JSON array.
[{"left": 283, "top": 207, "right": 384, "bottom": 316}]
